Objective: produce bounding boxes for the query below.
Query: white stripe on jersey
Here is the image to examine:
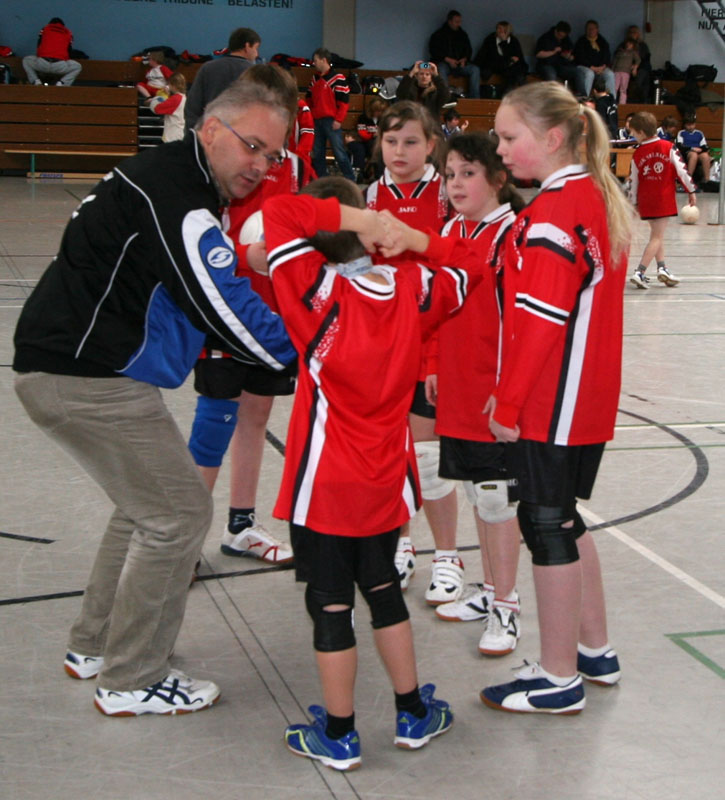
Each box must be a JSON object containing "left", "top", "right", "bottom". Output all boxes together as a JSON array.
[
  {"left": 402, "top": 427, "right": 417, "bottom": 518},
  {"left": 268, "top": 237, "right": 316, "bottom": 276},
  {"left": 527, "top": 222, "right": 575, "bottom": 257},
  {"left": 292, "top": 355, "right": 328, "bottom": 527},
  {"left": 554, "top": 280, "right": 595, "bottom": 445},
  {"left": 515, "top": 293, "right": 570, "bottom": 325},
  {"left": 441, "top": 266, "right": 467, "bottom": 311}
]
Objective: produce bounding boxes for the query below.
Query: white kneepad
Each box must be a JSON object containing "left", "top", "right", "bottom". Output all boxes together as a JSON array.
[
  {"left": 463, "top": 480, "right": 516, "bottom": 523},
  {"left": 415, "top": 440, "right": 455, "bottom": 501}
]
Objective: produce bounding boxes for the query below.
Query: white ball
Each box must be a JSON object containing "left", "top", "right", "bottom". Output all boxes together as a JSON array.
[
  {"left": 680, "top": 205, "right": 700, "bottom": 224},
  {"left": 238, "top": 209, "right": 265, "bottom": 243}
]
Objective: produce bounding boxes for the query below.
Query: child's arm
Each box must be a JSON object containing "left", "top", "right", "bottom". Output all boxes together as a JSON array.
[{"left": 670, "top": 145, "right": 697, "bottom": 196}]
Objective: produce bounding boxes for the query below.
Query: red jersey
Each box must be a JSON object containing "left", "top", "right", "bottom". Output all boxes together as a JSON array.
[
  {"left": 289, "top": 99, "right": 315, "bottom": 159},
  {"left": 37, "top": 22, "right": 72, "bottom": 60},
  {"left": 494, "top": 165, "right": 627, "bottom": 446},
  {"left": 264, "top": 193, "right": 469, "bottom": 537},
  {"left": 306, "top": 70, "right": 350, "bottom": 123},
  {"left": 434, "top": 205, "right": 516, "bottom": 442},
  {"left": 630, "top": 136, "right": 695, "bottom": 218}
]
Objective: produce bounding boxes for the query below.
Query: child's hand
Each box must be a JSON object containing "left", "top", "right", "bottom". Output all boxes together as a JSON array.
[
  {"left": 246, "top": 241, "right": 269, "bottom": 273},
  {"left": 424, "top": 374, "right": 438, "bottom": 406},
  {"left": 375, "top": 210, "right": 429, "bottom": 257},
  {"left": 489, "top": 418, "right": 520, "bottom": 443},
  {"left": 461, "top": 119, "right": 469, "bottom": 131},
  {"left": 688, "top": 193, "right": 697, "bottom": 207}
]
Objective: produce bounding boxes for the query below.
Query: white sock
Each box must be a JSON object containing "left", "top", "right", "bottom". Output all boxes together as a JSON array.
[
  {"left": 578, "top": 642, "right": 610, "bottom": 658},
  {"left": 397, "top": 535, "right": 413, "bottom": 550},
  {"left": 434, "top": 549, "right": 458, "bottom": 560},
  {"left": 538, "top": 663, "right": 578, "bottom": 686}
]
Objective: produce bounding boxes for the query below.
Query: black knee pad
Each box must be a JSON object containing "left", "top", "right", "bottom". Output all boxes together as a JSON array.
[
  {"left": 517, "top": 502, "right": 580, "bottom": 566},
  {"left": 360, "top": 581, "right": 409, "bottom": 630},
  {"left": 305, "top": 585, "right": 356, "bottom": 652}
]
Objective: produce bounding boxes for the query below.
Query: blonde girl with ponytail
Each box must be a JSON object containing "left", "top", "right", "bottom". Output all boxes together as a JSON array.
[{"left": 480, "top": 81, "right": 629, "bottom": 715}]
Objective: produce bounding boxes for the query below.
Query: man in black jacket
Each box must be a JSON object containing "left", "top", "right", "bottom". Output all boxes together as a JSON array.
[
  {"left": 429, "top": 9, "right": 481, "bottom": 98},
  {"left": 574, "top": 19, "right": 616, "bottom": 97},
  {"left": 534, "top": 20, "right": 579, "bottom": 90},
  {"left": 474, "top": 21, "right": 528, "bottom": 96},
  {"left": 14, "top": 77, "right": 296, "bottom": 717}
]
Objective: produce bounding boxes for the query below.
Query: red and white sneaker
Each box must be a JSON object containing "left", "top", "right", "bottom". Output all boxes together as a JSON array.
[{"left": 220, "top": 515, "right": 293, "bottom": 564}]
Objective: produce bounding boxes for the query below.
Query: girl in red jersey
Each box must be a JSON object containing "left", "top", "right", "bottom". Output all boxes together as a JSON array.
[
  {"left": 480, "top": 81, "right": 632, "bottom": 714},
  {"left": 628, "top": 110, "right": 696, "bottom": 290},
  {"left": 365, "top": 101, "right": 458, "bottom": 604},
  {"left": 428, "top": 133, "right": 525, "bottom": 659}
]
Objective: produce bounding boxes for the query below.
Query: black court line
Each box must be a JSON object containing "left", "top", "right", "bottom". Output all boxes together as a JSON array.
[
  {"left": 0, "top": 530, "right": 55, "bottom": 544},
  {"left": 0, "top": 408, "right": 708, "bottom": 607}
]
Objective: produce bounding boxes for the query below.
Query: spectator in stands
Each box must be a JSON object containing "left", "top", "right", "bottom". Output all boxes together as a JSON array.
[
  {"left": 611, "top": 37, "right": 640, "bottom": 105},
  {"left": 22, "top": 17, "right": 81, "bottom": 86},
  {"left": 657, "top": 115, "right": 679, "bottom": 142},
  {"left": 677, "top": 113, "right": 711, "bottom": 185},
  {"left": 148, "top": 72, "right": 187, "bottom": 143},
  {"left": 574, "top": 19, "right": 615, "bottom": 98},
  {"left": 345, "top": 96, "right": 387, "bottom": 182},
  {"left": 534, "top": 21, "right": 578, "bottom": 89},
  {"left": 441, "top": 107, "right": 468, "bottom": 138},
  {"left": 622, "top": 25, "right": 652, "bottom": 103},
  {"left": 474, "top": 21, "right": 527, "bottom": 97},
  {"left": 185, "top": 27, "right": 261, "bottom": 129},
  {"left": 591, "top": 74, "right": 619, "bottom": 139},
  {"left": 137, "top": 50, "right": 173, "bottom": 100},
  {"left": 618, "top": 111, "right": 636, "bottom": 141},
  {"left": 429, "top": 10, "right": 481, "bottom": 98},
  {"left": 307, "top": 47, "right": 356, "bottom": 181},
  {"left": 396, "top": 60, "right": 451, "bottom": 117}
]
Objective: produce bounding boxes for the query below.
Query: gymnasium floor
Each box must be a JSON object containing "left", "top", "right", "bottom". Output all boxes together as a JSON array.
[{"left": 1, "top": 176, "right": 723, "bottom": 800}]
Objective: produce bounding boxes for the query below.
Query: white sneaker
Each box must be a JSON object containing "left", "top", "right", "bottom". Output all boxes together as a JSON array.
[
  {"left": 435, "top": 582, "right": 494, "bottom": 622},
  {"left": 424, "top": 556, "right": 464, "bottom": 605},
  {"left": 630, "top": 270, "right": 650, "bottom": 289},
  {"left": 657, "top": 266, "right": 680, "bottom": 287},
  {"left": 220, "top": 515, "right": 293, "bottom": 564},
  {"left": 478, "top": 602, "right": 521, "bottom": 656},
  {"left": 394, "top": 538, "right": 416, "bottom": 590},
  {"left": 94, "top": 669, "right": 221, "bottom": 716},
  {"left": 64, "top": 650, "right": 104, "bottom": 680}
]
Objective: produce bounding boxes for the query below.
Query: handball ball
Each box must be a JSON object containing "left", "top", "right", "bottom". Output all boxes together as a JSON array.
[
  {"left": 680, "top": 205, "right": 700, "bottom": 224},
  {"left": 238, "top": 210, "right": 265, "bottom": 243}
]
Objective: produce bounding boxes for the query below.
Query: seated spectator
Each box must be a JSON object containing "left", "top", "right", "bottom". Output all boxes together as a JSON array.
[
  {"left": 147, "top": 72, "right": 187, "bottom": 143},
  {"left": 622, "top": 25, "right": 652, "bottom": 103},
  {"left": 345, "top": 96, "right": 387, "bottom": 182},
  {"left": 591, "top": 74, "right": 618, "bottom": 139},
  {"left": 429, "top": 10, "right": 481, "bottom": 98},
  {"left": 22, "top": 17, "right": 81, "bottom": 86},
  {"left": 441, "top": 107, "right": 468, "bottom": 138},
  {"left": 534, "top": 20, "right": 578, "bottom": 88},
  {"left": 611, "top": 37, "right": 640, "bottom": 104},
  {"left": 657, "top": 115, "right": 679, "bottom": 142},
  {"left": 474, "top": 20, "right": 527, "bottom": 96},
  {"left": 677, "top": 113, "right": 711, "bottom": 185},
  {"left": 137, "top": 50, "right": 173, "bottom": 100},
  {"left": 396, "top": 61, "right": 451, "bottom": 117},
  {"left": 618, "top": 112, "right": 636, "bottom": 142},
  {"left": 574, "top": 19, "right": 615, "bottom": 97}
]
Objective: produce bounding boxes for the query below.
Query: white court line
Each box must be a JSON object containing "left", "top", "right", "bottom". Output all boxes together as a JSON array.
[
  {"left": 615, "top": 422, "right": 725, "bottom": 431},
  {"left": 578, "top": 505, "right": 725, "bottom": 609}
]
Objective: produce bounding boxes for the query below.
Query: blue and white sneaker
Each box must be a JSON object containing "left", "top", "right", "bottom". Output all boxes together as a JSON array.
[
  {"left": 577, "top": 647, "right": 621, "bottom": 686},
  {"left": 394, "top": 683, "right": 453, "bottom": 749},
  {"left": 64, "top": 649, "right": 104, "bottom": 680},
  {"left": 481, "top": 662, "right": 585, "bottom": 715},
  {"left": 285, "top": 706, "right": 361, "bottom": 771}
]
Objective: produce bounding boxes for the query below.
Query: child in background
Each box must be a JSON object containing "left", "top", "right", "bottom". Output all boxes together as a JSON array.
[
  {"left": 427, "top": 132, "right": 524, "bottom": 658},
  {"left": 441, "top": 108, "right": 469, "bottom": 139},
  {"left": 264, "top": 178, "right": 459, "bottom": 770},
  {"left": 137, "top": 50, "right": 173, "bottom": 99},
  {"left": 629, "top": 111, "right": 696, "bottom": 289},
  {"left": 590, "top": 74, "right": 618, "bottom": 139},
  {"left": 365, "top": 101, "right": 459, "bottom": 606},
  {"left": 611, "top": 37, "right": 640, "bottom": 104},
  {"left": 346, "top": 96, "right": 387, "bottom": 182},
  {"left": 148, "top": 72, "right": 187, "bottom": 142},
  {"left": 677, "top": 113, "right": 711, "bottom": 185},
  {"left": 482, "top": 81, "right": 631, "bottom": 714},
  {"left": 657, "top": 115, "right": 678, "bottom": 142},
  {"left": 617, "top": 111, "right": 635, "bottom": 142}
]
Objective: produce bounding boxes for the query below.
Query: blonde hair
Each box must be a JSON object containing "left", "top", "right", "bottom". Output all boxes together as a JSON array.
[
  {"left": 501, "top": 82, "right": 631, "bottom": 261},
  {"left": 168, "top": 72, "right": 187, "bottom": 95}
]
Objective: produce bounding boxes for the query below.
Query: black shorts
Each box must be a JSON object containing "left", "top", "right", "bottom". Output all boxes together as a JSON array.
[
  {"left": 510, "top": 439, "right": 605, "bottom": 508},
  {"left": 439, "top": 436, "right": 510, "bottom": 482},
  {"left": 409, "top": 380, "right": 436, "bottom": 419},
  {"left": 193, "top": 357, "right": 297, "bottom": 399},
  {"left": 290, "top": 524, "right": 400, "bottom": 597}
]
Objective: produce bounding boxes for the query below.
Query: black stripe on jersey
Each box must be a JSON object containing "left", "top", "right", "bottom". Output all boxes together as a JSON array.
[
  {"left": 302, "top": 264, "right": 329, "bottom": 311},
  {"left": 291, "top": 380, "right": 321, "bottom": 519},
  {"left": 418, "top": 268, "right": 435, "bottom": 312},
  {"left": 304, "top": 301, "right": 340, "bottom": 364},
  {"left": 268, "top": 239, "right": 313, "bottom": 273},
  {"left": 411, "top": 179, "right": 430, "bottom": 199},
  {"left": 546, "top": 227, "right": 595, "bottom": 443},
  {"left": 518, "top": 295, "right": 569, "bottom": 324},
  {"left": 526, "top": 235, "right": 576, "bottom": 264},
  {"left": 385, "top": 179, "right": 405, "bottom": 200},
  {"left": 407, "top": 460, "right": 422, "bottom": 510}
]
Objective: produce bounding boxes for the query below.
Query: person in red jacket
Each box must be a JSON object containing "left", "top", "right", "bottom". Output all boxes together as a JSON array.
[
  {"left": 481, "top": 81, "right": 631, "bottom": 715},
  {"left": 22, "top": 17, "right": 81, "bottom": 86},
  {"left": 289, "top": 98, "right": 315, "bottom": 163},
  {"left": 306, "top": 48, "right": 356, "bottom": 180}
]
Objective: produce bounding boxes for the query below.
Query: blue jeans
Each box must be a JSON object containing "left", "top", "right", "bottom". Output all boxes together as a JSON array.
[
  {"left": 437, "top": 62, "right": 481, "bottom": 98},
  {"left": 312, "top": 117, "right": 355, "bottom": 180},
  {"left": 577, "top": 66, "right": 615, "bottom": 97}
]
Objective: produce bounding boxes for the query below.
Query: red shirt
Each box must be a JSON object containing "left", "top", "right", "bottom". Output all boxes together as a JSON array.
[
  {"left": 434, "top": 206, "right": 516, "bottom": 442},
  {"left": 494, "top": 165, "right": 627, "bottom": 445},
  {"left": 264, "top": 194, "right": 468, "bottom": 536},
  {"left": 630, "top": 136, "right": 695, "bottom": 218},
  {"left": 306, "top": 70, "right": 350, "bottom": 123},
  {"left": 37, "top": 22, "right": 72, "bottom": 60}
]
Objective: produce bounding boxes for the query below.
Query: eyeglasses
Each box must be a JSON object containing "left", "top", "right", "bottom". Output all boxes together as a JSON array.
[{"left": 219, "top": 120, "right": 285, "bottom": 166}]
